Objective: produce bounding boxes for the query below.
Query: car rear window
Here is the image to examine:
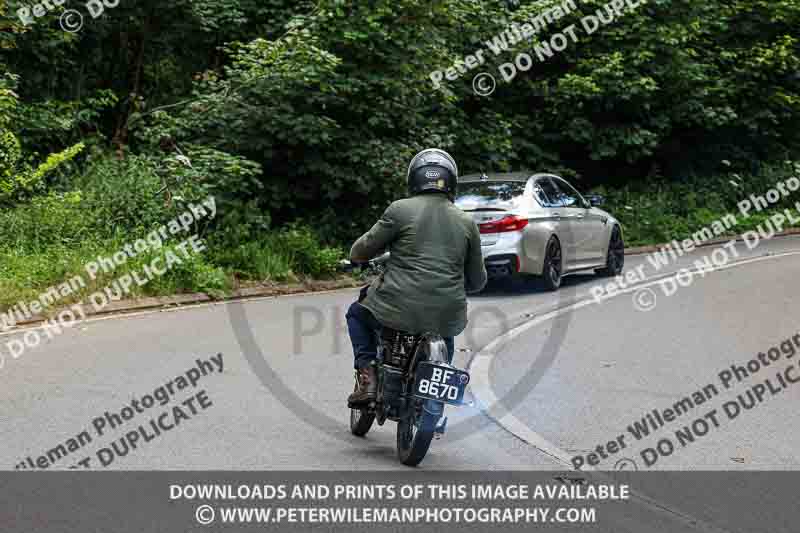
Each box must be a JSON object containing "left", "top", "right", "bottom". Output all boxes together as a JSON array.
[{"left": 455, "top": 181, "right": 527, "bottom": 210}]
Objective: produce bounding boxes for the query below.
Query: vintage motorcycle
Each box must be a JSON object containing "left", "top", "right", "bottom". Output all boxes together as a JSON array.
[{"left": 341, "top": 255, "right": 472, "bottom": 466}]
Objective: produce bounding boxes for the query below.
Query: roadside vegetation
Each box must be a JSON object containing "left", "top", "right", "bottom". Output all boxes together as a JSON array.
[
  {"left": 597, "top": 160, "right": 800, "bottom": 246},
  {"left": 0, "top": 0, "right": 798, "bottom": 310}
]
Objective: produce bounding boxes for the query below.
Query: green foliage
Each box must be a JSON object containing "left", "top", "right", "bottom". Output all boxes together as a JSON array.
[
  {"left": 0, "top": 191, "right": 90, "bottom": 250},
  {"left": 118, "top": 0, "right": 798, "bottom": 243},
  {"left": 142, "top": 246, "right": 232, "bottom": 297},
  {"left": 274, "top": 224, "right": 343, "bottom": 278},
  {"left": 212, "top": 239, "right": 294, "bottom": 282},
  {"left": 598, "top": 160, "right": 800, "bottom": 246},
  {"left": 0, "top": 0, "right": 799, "bottom": 309},
  {"left": 0, "top": 141, "right": 84, "bottom": 203},
  {"left": 0, "top": 238, "right": 235, "bottom": 308},
  {"left": 143, "top": 144, "right": 268, "bottom": 243},
  {"left": 0, "top": 76, "right": 85, "bottom": 205},
  {"left": 211, "top": 224, "right": 343, "bottom": 282},
  {"left": 15, "top": 90, "right": 118, "bottom": 152},
  {"left": 73, "top": 156, "right": 167, "bottom": 234}
]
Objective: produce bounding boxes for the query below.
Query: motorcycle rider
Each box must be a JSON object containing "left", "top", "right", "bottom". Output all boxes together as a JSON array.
[{"left": 347, "top": 148, "right": 488, "bottom": 406}]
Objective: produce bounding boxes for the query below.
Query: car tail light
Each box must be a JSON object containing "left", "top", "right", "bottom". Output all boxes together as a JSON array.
[{"left": 479, "top": 215, "right": 529, "bottom": 234}]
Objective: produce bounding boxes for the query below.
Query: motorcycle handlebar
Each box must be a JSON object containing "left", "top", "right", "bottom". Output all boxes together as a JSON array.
[{"left": 339, "top": 252, "right": 390, "bottom": 273}]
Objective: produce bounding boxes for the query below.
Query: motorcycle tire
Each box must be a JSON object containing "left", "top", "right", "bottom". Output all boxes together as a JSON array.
[
  {"left": 350, "top": 407, "right": 375, "bottom": 436},
  {"left": 396, "top": 400, "right": 440, "bottom": 466},
  {"left": 349, "top": 380, "right": 375, "bottom": 436}
]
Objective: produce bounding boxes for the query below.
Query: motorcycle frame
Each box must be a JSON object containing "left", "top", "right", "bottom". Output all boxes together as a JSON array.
[{"left": 372, "top": 332, "right": 451, "bottom": 426}]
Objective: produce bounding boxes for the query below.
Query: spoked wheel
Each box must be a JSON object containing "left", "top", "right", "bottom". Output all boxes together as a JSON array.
[
  {"left": 397, "top": 400, "right": 439, "bottom": 466},
  {"left": 596, "top": 225, "right": 625, "bottom": 277},
  {"left": 349, "top": 381, "right": 375, "bottom": 437},
  {"left": 541, "top": 236, "right": 563, "bottom": 291}
]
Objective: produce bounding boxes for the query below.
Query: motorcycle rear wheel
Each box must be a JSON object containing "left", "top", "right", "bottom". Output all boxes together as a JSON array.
[{"left": 396, "top": 400, "right": 439, "bottom": 466}]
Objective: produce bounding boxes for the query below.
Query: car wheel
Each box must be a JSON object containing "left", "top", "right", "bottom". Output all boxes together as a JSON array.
[
  {"left": 596, "top": 225, "right": 624, "bottom": 277},
  {"left": 541, "top": 236, "right": 562, "bottom": 291}
]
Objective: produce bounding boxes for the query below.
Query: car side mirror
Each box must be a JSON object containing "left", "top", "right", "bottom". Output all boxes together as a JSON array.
[{"left": 584, "top": 194, "right": 604, "bottom": 207}]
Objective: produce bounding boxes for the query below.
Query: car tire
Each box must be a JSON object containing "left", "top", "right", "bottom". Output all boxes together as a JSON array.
[
  {"left": 596, "top": 225, "right": 624, "bottom": 277},
  {"left": 540, "top": 236, "right": 562, "bottom": 291}
]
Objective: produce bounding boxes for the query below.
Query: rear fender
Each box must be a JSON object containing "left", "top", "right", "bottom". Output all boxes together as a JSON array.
[
  {"left": 521, "top": 219, "right": 557, "bottom": 275},
  {"left": 407, "top": 334, "right": 450, "bottom": 374},
  {"left": 423, "top": 334, "right": 451, "bottom": 364}
]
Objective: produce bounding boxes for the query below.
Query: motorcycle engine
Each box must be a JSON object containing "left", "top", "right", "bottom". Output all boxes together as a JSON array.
[
  {"left": 380, "top": 331, "right": 418, "bottom": 369},
  {"left": 380, "top": 330, "right": 420, "bottom": 406}
]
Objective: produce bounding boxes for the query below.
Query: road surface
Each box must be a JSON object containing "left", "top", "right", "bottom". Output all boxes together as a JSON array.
[{"left": 2, "top": 235, "right": 800, "bottom": 531}]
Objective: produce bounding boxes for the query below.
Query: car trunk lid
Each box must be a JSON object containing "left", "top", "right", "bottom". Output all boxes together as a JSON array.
[{"left": 455, "top": 180, "right": 527, "bottom": 246}]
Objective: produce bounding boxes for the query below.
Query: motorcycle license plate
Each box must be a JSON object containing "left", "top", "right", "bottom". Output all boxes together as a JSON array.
[{"left": 413, "top": 362, "right": 470, "bottom": 405}]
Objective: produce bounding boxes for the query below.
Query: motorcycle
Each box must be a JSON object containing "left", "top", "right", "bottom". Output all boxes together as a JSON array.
[{"left": 340, "top": 254, "right": 472, "bottom": 466}]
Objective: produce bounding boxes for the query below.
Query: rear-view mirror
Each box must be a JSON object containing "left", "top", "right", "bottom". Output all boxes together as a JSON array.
[{"left": 585, "top": 194, "right": 604, "bottom": 207}]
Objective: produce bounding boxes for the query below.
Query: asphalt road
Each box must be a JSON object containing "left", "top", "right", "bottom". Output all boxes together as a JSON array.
[{"left": 2, "top": 235, "right": 800, "bottom": 531}]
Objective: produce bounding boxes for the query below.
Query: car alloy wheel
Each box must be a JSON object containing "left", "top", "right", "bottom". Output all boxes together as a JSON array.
[
  {"left": 597, "top": 225, "right": 624, "bottom": 277},
  {"left": 542, "top": 237, "right": 562, "bottom": 291}
]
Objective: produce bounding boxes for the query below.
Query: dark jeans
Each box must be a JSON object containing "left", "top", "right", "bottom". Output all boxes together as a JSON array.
[{"left": 346, "top": 301, "right": 454, "bottom": 370}]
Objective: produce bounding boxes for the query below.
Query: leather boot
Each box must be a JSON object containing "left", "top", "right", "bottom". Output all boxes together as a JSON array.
[{"left": 347, "top": 366, "right": 377, "bottom": 406}]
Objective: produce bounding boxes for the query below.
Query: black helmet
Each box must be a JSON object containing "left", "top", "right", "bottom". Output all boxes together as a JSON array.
[{"left": 406, "top": 148, "right": 458, "bottom": 199}]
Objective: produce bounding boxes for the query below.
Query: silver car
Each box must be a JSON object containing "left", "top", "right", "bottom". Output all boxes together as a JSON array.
[{"left": 455, "top": 172, "right": 624, "bottom": 290}]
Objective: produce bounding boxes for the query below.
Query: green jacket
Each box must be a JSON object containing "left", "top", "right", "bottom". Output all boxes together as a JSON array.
[{"left": 350, "top": 193, "right": 487, "bottom": 338}]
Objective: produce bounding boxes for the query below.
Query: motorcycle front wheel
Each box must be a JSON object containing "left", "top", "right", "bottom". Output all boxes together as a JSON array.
[{"left": 396, "top": 400, "right": 440, "bottom": 466}]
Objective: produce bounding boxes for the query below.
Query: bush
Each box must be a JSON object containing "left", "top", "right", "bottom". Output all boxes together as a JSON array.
[
  {"left": 210, "top": 224, "right": 343, "bottom": 282},
  {"left": 274, "top": 224, "right": 343, "bottom": 278},
  {"left": 597, "top": 160, "right": 800, "bottom": 246},
  {"left": 0, "top": 191, "right": 96, "bottom": 251},
  {"left": 74, "top": 155, "right": 168, "bottom": 236},
  {"left": 0, "top": 243, "right": 109, "bottom": 308},
  {"left": 137, "top": 246, "right": 231, "bottom": 297}
]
